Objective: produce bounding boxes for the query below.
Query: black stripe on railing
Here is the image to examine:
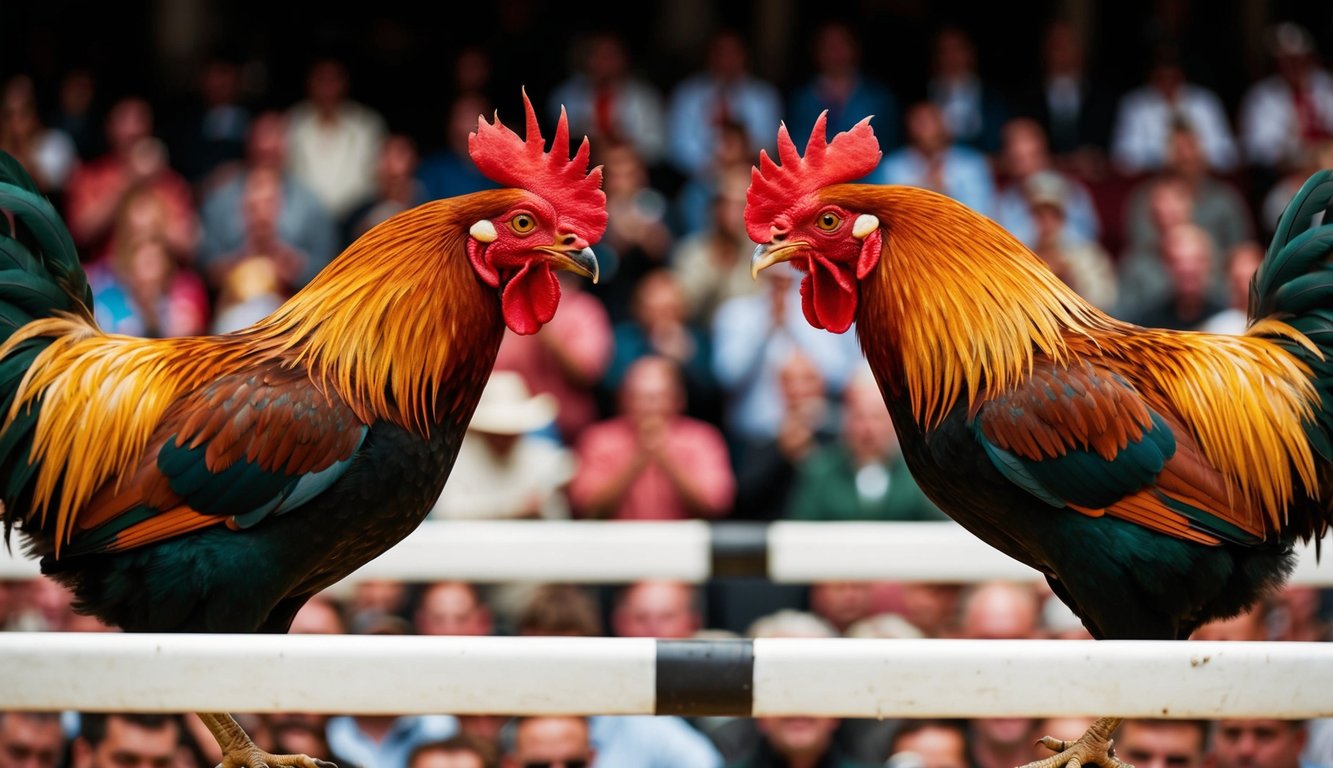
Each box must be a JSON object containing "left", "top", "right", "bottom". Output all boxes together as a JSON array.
[
  {"left": 709, "top": 522, "right": 769, "bottom": 578},
  {"left": 654, "top": 639, "right": 754, "bottom": 716}
]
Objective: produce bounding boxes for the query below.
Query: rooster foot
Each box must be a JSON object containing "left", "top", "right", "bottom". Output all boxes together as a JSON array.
[
  {"left": 1015, "top": 717, "right": 1130, "bottom": 768},
  {"left": 217, "top": 747, "right": 337, "bottom": 768},
  {"left": 199, "top": 713, "right": 337, "bottom": 768}
]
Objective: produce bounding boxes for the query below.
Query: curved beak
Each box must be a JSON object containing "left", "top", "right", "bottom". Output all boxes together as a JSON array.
[
  {"left": 751, "top": 242, "right": 802, "bottom": 280},
  {"left": 546, "top": 246, "right": 600, "bottom": 284}
]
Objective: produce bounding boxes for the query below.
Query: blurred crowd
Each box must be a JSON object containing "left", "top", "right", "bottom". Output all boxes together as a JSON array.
[{"left": 3, "top": 8, "right": 1333, "bottom": 768}]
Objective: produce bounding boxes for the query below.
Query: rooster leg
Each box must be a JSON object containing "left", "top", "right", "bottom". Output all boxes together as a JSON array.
[
  {"left": 1016, "top": 717, "right": 1130, "bottom": 768},
  {"left": 197, "top": 713, "right": 336, "bottom": 768}
]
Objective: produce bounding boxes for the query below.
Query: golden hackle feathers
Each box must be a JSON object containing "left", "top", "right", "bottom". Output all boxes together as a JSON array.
[
  {"left": 247, "top": 195, "right": 508, "bottom": 433},
  {"left": 0, "top": 194, "right": 510, "bottom": 554},
  {"left": 848, "top": 184, "right": 1324, "bottom": 537},
  {"left": 848, "top": 185, "right": 1111, "bottom": 427}
]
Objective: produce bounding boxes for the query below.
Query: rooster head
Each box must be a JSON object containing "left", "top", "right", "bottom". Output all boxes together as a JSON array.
[
  {"left": 745, "top": 112, "right": 882, "bottom": 333},
  {"left": 467, "top": 89, "right": 606, "bottom": 334}
]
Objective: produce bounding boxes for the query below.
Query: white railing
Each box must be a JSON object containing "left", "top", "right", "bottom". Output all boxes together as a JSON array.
[
  {"left": 5, "top": 521, "right": 1331, "bottom": 585},
  {"left": 1, "top": 633, "right": 1330, "bottom": 718}
]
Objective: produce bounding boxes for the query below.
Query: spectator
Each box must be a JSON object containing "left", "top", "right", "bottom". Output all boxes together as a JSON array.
[
  {"left": 569, "top": 355, "right": 735, "bottom": 521},
  {"left": 328, "top": 715, "right": 457, "bottom": 768},
  {"left": 604, "top": 268, "right": 719, "bottom": 425},
  {"left": 417, "top": 92, "right": 498, "bottom": 201},
  {"left": 433, "top": 371, "right": 575, "bottom": 520},
  {"left": 670, "top": 162, "right": 761, "bottom": 328},
  {"left": 1270, "top": 585, "right": 1329, "bottom": 643},
  {"left": 1237, "top": 23, "right": 1333, "bottom": 191},
  {"left": 502, "top": 717, "right": 595, "bottom": 768},
  {"left": 322, "top": 583, "right": 462, "bottom": 768},
  {"left": 167, "top": 53, "right": 252, "bottom": 191},
  {"left": 869, "top": 101, "right": 996, "bottom": 217},
  {"left": 711, "top": 264, "right": 864, "bottom": 461},
  {"left": 1016, "top": 19, "right": 1116, "bottom": 172},
  {"left": 512, "top": 585, "right": 725, "bottom": 768},
  {"left": 1211, "top": 719, "right": 1314, "bottom": 768},
  {"left": 1023, "top": 170, "right": 1119, "bottom": 311},
  {"left": 51, "top": 68, "right": 103, "bottom": 161},
  {"left": 414, "top": 581, "right": 493, "bottom": 637},
  {"left": 786, "top": 365, "right": 944, "bottom": 522},
  {"left": 1114, "top": 719, "right": 1209, "bottom": 768},
  {"left": 1197, "top": 239, "right": 1263, "bottom": 335},
  {"left": 1123, "top": 223, "right": 1226, "bottom": 331},
  {"left": 718, "top": 609, "right": 877, "bottom": 768},
  {"left": 994, "top": 117, "right": 1101, "bottom": 248},
  {"left": 958, "top": 580, "right": 1042, "bottom": 640},
  {"left": 787, "top": 20, "right": 900, "bottom": 148},
  {"left": 1117, "top": 172, "right": 1231, "bottom": 321},
  {"left": 0, "top": 75, "right": 77, "bottom": 198},
  {"left": 0, "top": 712, "right": 65, "bottom": 768},
  {"left": 808, "top": 581, "right": 878, "bottom": 635},
  {"left": 64, "top": 96, "right": 197, "bottom": 264},
  {"left": 665, "top": 28, "right": 782, "bottom": 180},
  {"left": 493, "top": 271, "right": 613, "bottom": 445},
  {"left": 72, "top": 714, "right": 181, "bottom": 768},
  {"left": 346, "top": 579, "right": 412, "bottom": 636},
  {"left": 1109, "top": 43, "right": 1240, "bottom": 175},
  {"left": 548, "top": 29, "right": 667, "bottom": 168},
  {"left": 1123, "top": 121, "right": 1254, "bottom": 264},
  {"left": 209, "top": 165, "right": 320, "bottom": 295},
  {"left": 611, "top": 580, "right": 703, "bottom": 639},
  {"left": 87, "top": 186, "right": 211, "bottom": 337},
  {"left": 343, "top": 133, "right": 429, "bottom": 243},
  {"left": 196, "top": 110, "right": 338, "bottom": 292},
  {"left": 925, "top": 25, "right": 1010, "bottom": 155},
  {"left": 515, "top": 583, "right": 605, "bottom": 638},
  {"left": 208, "top": 249, "right": 287, "bottom": 334},
  {"left": 589, "top": 140, "right": 674, "bottom": 324},
  {"left": 287, "top": 592, "right": 347, "bottom": 634},
  {"left": 670, "top": 117, "right": 753, "bottom": 240},
  {"left": 410, "top": 735, "right": 498, "bottom": 768},
  {"left": 884, "top": 719, "right": 970, "bottom": 768},
  {"left": 285, "top": 56, "right": 387, "bottom": 226},
  {"left": 261, "top": 713, "right": 357, "bottom": 768},
  {"left": 958, "top": 581, "right": 1043, "bottom": 768},
  {"left": 8, "top": 576, "right": 115, "bottom": 632},
  {"left": 733, "top": 352, "right": 839, "bottom": 521}
]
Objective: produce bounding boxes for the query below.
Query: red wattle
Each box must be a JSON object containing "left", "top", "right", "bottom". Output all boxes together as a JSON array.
[
  {"left": 502, "top": 263, "right": 561, "bottom": 335},
  {"left": 804, "top": 258, "right": 857, "bottom": 334}
]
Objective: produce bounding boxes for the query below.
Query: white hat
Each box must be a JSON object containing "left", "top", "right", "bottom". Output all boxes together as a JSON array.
[{"left": 468, "top": 371, "right": 558, "bottom": 435}]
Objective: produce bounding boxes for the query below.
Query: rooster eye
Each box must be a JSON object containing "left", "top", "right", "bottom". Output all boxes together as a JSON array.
[
  {"left": 509, "top": 214, "right": 537, "bottom": 234},
  {"left": 816, "top": 211, "right": 842, "bottom": 231}
]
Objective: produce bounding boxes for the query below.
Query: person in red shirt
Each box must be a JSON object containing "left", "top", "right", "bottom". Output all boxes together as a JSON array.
[{"left": 569, "top": 355, "right": 734, "bottom": 520}]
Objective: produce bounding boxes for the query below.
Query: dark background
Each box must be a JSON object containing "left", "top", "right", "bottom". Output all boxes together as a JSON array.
[{"left": 3, "top": 0, "right": 1331, "bottom": 157}]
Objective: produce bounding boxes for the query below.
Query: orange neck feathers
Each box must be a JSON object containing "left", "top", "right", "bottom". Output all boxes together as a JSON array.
[
  {"left": 245, "top": 193, "right": 516, "bottom": 432},
  {"left": 849, "top": 185, "right": 1112, "bottom": 428}
]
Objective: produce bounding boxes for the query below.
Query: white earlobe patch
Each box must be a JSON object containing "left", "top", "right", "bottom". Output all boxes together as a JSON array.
[
  {"left": 852, "top": 214, "right": 880, "bottom": 240},
  {"left": 469, "top": 219, "right": 498, "bottom": 243}
]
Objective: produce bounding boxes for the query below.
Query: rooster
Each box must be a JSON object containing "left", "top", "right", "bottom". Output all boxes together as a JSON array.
[
  {"left": 0, "top": 91, "right": 603, "bottom": 768},
  {"left": 747, "top": 113, "right": 1333, "bottom": 768}
]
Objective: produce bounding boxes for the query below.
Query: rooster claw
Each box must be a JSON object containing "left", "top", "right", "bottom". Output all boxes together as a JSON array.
[{"left": 1014, "top": 717, "right": 1131, "bottom": 768}]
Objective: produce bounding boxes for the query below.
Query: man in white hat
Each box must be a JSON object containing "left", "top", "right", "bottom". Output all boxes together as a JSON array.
[{"left": 431, "top": 371, "right": 575, "bottom": 519}]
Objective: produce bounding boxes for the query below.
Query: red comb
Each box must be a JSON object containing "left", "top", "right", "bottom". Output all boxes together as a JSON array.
[
  {"left": 469, "top": 89, "right": 607, "bottom": 241},
  {"left": 745, "top": 112, "right": 881, "bottom": 243}
]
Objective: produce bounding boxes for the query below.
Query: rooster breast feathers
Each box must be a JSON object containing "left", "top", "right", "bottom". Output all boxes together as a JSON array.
[{"left": 1, "top": 330, "right": 369, "bottom": 559}]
